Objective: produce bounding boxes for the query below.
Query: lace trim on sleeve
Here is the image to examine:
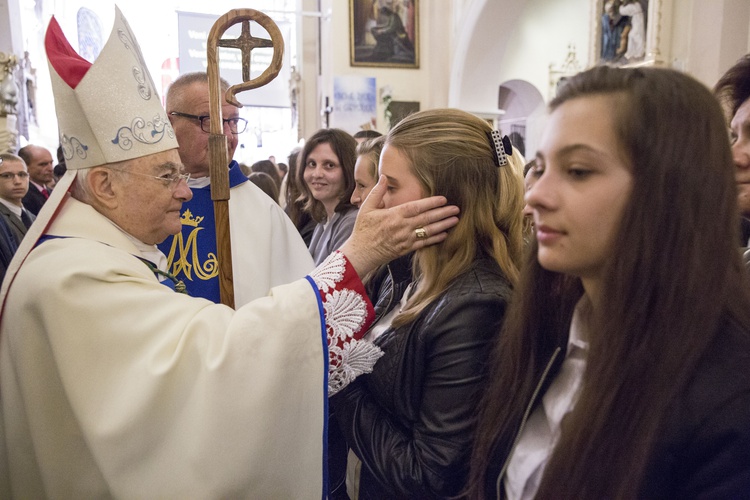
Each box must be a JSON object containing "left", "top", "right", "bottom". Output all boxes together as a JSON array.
[{"left": 310, "top": 252, "right": 382, "bottom": 396}]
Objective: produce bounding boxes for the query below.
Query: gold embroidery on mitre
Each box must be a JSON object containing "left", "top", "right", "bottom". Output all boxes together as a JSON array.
[{"left": 165, "top": 208, "right": 218, "bottom": 281}]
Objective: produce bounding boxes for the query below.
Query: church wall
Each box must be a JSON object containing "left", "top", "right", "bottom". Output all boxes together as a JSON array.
[
  {"left": 298, "top": 0, "right": 321, "bottom": 142},
  {"left": 446, "top": 0, "right": 750, "bottom": 157},
  {"left": 311, "top": 0, "right": 453, "bottom": 136},
  {"left": 495, "top": 0, "right": 591, "bottom": 104},
  {"left": 449, "top": 0, "right": 590, "bottom": 114},
  {"left": 450, "top": 0, "right": 750, "bottom": 111},
  {"left": 670, "top": 0, "right": 750, "bottom": 87},
  {"left": 4, "top": 0, "right": 750, "bottom": 150}
]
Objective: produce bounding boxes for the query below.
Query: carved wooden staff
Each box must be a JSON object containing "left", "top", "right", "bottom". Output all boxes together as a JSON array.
[{"left": 206, "top": 9, "right": 284, "bottom": 307}]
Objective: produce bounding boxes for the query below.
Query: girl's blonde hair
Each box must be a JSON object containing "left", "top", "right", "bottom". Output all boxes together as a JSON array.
[
  {"left": 355, "top": 135, "right": 385, "bottom": 181},
  {"left": 386, "top": 109, "right": 525, "bottom": 327}
]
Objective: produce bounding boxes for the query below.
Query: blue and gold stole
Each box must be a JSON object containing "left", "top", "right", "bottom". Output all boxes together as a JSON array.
[{"left": 157, "top": 161, "right": 248, "bottom": 303}]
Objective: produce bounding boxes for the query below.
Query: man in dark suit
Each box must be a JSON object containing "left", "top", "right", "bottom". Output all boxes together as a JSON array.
[
  {"left": 19, "top": 144, "right": 54, "bottom": 216},
  {"left": 0, "top": 153, "right": 35, "bottom": 245},
  {"left": 0, "top": 213, "right": 17, "bottom": 284}
]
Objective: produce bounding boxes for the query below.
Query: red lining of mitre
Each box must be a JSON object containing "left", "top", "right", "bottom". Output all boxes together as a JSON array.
[{"left": 45, "top": 16, "right": 91, "bottom": 89}]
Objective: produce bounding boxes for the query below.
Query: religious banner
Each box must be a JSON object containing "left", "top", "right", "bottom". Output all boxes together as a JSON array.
[
  {"left": 177, "top": 11, "right": 291, "bottom": 107},
  {"left": 331, "top": 76, "right": 377, "bottom": 135}
]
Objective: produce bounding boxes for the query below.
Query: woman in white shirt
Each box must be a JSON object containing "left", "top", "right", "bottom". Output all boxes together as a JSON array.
[{"left": 466, "top": 66, "right": 750, "bottom": 499}]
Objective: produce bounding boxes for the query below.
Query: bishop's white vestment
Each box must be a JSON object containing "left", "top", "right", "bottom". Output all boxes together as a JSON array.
[{"left": 0, "top": 196, "right": 379, "bottom": 499}]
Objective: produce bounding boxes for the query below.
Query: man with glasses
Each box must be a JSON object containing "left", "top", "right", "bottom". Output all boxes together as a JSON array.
[
  {"left": 162, "top": 72, "right": 314, "bottom": 305},
  {"left": 0, "top": 153, "right": 34, "bottom": 245},
  {"left": 0, "top": 155, "right": 19, "bottom": 283}
]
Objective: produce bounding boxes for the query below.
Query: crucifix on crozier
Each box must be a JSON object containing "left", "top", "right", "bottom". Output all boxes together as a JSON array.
[{"left": 217, "top": 21, "right": 273, "bottom": 82}]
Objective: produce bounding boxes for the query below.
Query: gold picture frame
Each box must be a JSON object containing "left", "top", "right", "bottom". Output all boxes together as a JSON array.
[{"left": 350, "top": 0, "right": 419, "bottom": 69}]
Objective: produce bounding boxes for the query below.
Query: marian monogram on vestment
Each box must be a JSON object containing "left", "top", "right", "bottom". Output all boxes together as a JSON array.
[{"left": 165, "top": 209, "right": 218, "bottom": 281}]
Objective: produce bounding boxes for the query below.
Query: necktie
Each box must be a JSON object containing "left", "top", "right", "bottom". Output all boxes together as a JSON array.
[
  {"left": 40, "top": 187, "right": 49, "bottom": 199},
  {"left": 20, "top": 210, "right": 33, "bottom": 229}
]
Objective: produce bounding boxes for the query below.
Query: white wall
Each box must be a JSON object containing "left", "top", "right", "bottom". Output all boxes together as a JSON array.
[
  {"left": 321, "top": 0, "right": 452, "bottom": 135},
  {"left": 671, "top": 0, "right": 750, "bottom": 87},
  {"left": 450, "top": 0, "right": 589, "bottom": 113},
  {"left": 447, "top": 0, "right": 750, "bottom": 157},
  {"left": 8, "top": 0, "right": 750, "bottom": 150}
]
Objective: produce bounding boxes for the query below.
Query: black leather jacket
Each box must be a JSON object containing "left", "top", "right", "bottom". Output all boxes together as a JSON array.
[
  {"left": 328, "top": 255, "right": 413, "bottom": 499},
  {"left": 331, "top": 254, "right": 513, "bottom": 499}
]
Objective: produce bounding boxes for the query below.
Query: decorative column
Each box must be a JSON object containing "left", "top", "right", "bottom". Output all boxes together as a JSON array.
[{"left": 0, "top": 53, "right": 20, "bottom": 154}]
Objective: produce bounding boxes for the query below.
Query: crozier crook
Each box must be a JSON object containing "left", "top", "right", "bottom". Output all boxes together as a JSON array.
[{"left": 206, "top": 9, "right": 284, "bottom": 307}]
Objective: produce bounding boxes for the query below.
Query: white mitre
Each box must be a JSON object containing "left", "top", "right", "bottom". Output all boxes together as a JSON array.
[
  {"left": 0, "top": 6, "right": 177, "bottom": 300},
  {"left": 46, "top": 6, "right": 178, "bottom": 169}
]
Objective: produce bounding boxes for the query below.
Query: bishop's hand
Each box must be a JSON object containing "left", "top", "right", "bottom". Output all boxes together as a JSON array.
[{"left": 340, "top": 175, "right": 460, "bottom": 278}]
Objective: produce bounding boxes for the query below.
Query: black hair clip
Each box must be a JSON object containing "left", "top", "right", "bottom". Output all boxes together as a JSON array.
[{"left": 487, "top": 130, "right": 512, "bottom": 167}]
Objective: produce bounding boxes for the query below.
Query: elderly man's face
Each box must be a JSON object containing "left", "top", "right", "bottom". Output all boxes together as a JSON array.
[
  {"left": 167, "top": 81, "right": 240, "bottom": 178},
  {"left": 26, "top": 146, "right": 54, "bottom": 186},
  {"left": 109, "top": 150, "right": 192, "bottom": 245},
  {"left": 732, "top": 98, "right": 750, "bottom": 217}
]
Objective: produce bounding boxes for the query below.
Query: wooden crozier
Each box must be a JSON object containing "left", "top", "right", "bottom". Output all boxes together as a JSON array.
[{"left": 206, "top": 9, "right": 284, "bottom": 308}]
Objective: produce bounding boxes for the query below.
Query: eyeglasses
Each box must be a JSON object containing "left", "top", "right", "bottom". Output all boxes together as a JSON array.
[
  {"left": 0, "top": 172, "right": 29, "bottom": 180},
  {"left": 169, "top": 111, "right": 248, "bottom": 134},
  {"left": 108, "top": 168, "right": 191, "bottom": 190}
]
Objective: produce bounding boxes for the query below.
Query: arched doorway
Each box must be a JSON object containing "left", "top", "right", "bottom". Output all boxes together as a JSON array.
[{"left": 497, "top": 79, "right": 545, "bottom": 159}]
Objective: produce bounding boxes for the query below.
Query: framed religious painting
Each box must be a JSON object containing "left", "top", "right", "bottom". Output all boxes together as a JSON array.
[
  {"left": 350, "top": 0, "right": 420, "bottom": 69},
  {"left": 387, "top": 100, "right": 420, "bottom": 128},
  {"left": 590, "top": 0, "right": 667, "bottom": 67}
]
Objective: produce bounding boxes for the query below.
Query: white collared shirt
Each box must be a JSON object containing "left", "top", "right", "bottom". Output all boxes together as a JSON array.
[
  {"left": 504, "top": 301, "right": 589, "bottom": 500},
  {"left": 187, "top": 176, "right": 211, "bottom": 189}
]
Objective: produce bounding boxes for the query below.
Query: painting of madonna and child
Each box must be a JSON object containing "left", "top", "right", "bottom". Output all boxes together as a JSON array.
[
  {"left": 350, "top": 0, "right": 419, "bottom": 68},
  {"left": 600, "top": 0, "right": 649, "bottom": 65}
]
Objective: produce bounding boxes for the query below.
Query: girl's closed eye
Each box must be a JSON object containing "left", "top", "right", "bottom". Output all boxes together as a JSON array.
[{"left": 567, "top": 165, "right": 593, "bottom": 179}]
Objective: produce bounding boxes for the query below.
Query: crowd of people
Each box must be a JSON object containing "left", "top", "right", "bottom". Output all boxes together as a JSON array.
[{"left": 0, "top": 7, "right": 749, "bottom": 499}]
